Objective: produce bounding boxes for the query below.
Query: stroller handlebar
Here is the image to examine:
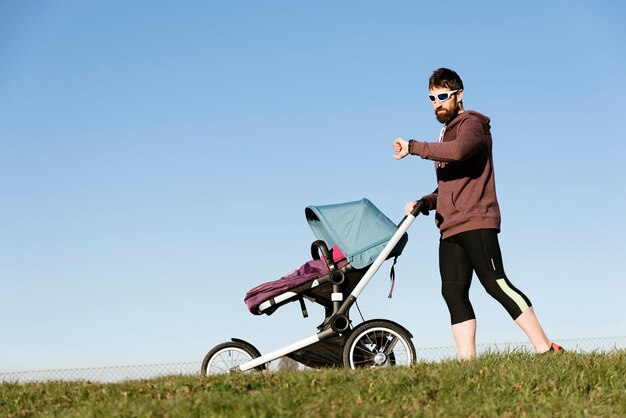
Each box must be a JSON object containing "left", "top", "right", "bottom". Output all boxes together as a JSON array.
[{"left": 410, "top": 199, "right": 426, "bottom": 218}]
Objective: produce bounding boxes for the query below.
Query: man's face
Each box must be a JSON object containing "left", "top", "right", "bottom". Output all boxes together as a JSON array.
[{"left": 430, "top": 86, "right": 463, "bottom": 124}]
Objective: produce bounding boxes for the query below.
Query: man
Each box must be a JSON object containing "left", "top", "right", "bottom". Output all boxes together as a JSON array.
[{"left": 392, "top": 68, "right": 563, "bottom": 359}]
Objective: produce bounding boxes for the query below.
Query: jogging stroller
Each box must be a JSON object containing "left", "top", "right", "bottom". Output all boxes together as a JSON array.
[{"left": 201, "top": 198, "right": 426, "bottom": 374}]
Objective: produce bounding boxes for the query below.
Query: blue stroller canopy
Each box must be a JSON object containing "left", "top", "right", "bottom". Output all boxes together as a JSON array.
[{"left": 305, "top": 198, "right": 408, "bottom": 269}]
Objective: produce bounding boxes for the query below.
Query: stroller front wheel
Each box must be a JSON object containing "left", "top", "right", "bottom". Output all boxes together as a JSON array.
[
  {"left": 343, "top": 320, "right": 416, "bottom": 369},
  {"left": 201, "top": 339, "right": 265, "bottom": 375}
]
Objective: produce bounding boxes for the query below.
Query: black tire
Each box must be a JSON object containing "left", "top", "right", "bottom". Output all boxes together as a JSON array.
[
  {"left": 200, "top": 339, "right": 265, "bottom": 375},
  {"left": 343, "top": 320, "right": 416, "bottom": 369}
]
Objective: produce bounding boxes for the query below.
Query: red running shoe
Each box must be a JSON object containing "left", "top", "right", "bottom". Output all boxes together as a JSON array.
[{"left": 548, "top": 342, "right": 565, "bottom": 353}]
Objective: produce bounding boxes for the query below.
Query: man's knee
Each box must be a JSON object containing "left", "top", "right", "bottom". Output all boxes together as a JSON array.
[
  {"left": 441, "top": 281, "right": 475, "bottom": 324},
  {"left": 482, "top": 278, "right": 532, "bottom": 319}
]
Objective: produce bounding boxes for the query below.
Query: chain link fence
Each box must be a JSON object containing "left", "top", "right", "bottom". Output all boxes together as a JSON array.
[
  {"left": 0, "top": 362, "right": 201, "bottom": 384},
  {"left": 2, "top": 336, "right": 625, "bottom": 384},
  {"left": 414, "top": 335, "right": 626, "bottom": 363}
]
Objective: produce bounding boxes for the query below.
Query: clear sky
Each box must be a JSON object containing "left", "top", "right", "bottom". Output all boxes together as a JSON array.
[{"left": 2, "top": 1, "right": 625, "bottom": 372}]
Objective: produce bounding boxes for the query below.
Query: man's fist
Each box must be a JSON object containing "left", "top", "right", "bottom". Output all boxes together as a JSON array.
[{"left": 393, "top": 137, "right": 409, "bottom": 159}]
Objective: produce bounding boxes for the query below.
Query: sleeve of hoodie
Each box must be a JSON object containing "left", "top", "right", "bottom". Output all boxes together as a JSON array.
[
  {"left": 409, "top": 116, "right": 485, "bottom": 162},
  {"left": 419, "top": 188, "right": 438, "bottom": 211}
]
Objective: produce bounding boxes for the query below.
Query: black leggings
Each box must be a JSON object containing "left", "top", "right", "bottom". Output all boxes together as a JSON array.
[{"left": 439, "top": 229, "right": 532, "bottom": 325}]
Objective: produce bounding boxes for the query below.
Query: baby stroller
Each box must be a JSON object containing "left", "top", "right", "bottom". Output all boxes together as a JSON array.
[{"left": 201, "top": 198, "right": 426, "bottom": 375}]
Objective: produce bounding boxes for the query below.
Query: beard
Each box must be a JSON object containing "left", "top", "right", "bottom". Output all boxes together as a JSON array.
[{"left": 435, "top": 104, "right": 460, "bottom": 124}]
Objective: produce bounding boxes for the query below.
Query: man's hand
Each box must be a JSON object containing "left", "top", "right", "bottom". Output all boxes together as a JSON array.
[
  {"left": 393, "top": 137, "right": 410, "bottom": 160},
  {"left": 405, "top": 201, "right": 416, "bottom": 215},
  {"left": 405, "top": 199, "right": 430, "bottom": 216}
]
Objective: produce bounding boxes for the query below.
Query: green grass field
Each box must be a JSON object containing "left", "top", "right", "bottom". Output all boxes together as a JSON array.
[{"left": 2, "top": 350, "right": 625, "bottom": 417}]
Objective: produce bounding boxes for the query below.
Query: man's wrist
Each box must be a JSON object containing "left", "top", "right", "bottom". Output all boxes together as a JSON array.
[{"left": 408, "top": 139, "right": 415, "bottom": 154}]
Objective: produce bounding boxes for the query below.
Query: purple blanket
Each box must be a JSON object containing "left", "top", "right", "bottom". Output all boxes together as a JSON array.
[{"left": 244, "top": 258, "right": 348, "bottom": 313}]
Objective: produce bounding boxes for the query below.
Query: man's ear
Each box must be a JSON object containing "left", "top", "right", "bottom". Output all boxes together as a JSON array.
[{"left": 456, "top": 89, "right": 464, "bottom": 102}]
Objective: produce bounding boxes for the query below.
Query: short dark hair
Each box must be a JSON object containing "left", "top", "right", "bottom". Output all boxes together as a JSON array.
[{"left": 429, "top": 68, "right": 464, "bottom": 91}]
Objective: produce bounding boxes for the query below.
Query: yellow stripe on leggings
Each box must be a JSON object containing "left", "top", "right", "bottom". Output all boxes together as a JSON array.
[{"left": 496, "top": 279, "right": 529, "bottom": 312}]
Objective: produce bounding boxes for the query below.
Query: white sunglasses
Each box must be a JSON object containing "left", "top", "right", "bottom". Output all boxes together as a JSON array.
[{"left": 428, "top": 90, "right": 459, "bottom": 103}]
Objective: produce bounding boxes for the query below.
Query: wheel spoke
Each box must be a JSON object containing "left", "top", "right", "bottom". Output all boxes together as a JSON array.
[
  {"left": 353, "top": 357, "right": 374, "bottom": 367},
  {"left": 364, "top": 332, "right": 377, "bottom": 351},
  {"left": 355, "top": 343, "right": 374, "bottom": 356},
  {"left": 209, "top": 362, "right": 230, "bottom": 373}
]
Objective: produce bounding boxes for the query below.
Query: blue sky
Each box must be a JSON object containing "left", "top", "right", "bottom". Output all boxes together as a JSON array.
[{"left": 2, "top": 1, "right": 625, "bottom": 372}]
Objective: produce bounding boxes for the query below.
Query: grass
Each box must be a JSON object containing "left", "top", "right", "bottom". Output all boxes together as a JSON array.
[{"left": 2, "top": 350, "right": 626, "bottom": 417}]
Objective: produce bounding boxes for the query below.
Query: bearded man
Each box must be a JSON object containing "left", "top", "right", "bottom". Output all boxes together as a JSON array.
[{"left": 393, "top": 68, "right": 563, "bottom": 359}]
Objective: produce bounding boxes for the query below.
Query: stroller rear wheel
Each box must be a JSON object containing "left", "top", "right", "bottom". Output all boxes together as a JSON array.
[
  {"left": 201, "top": 339, "right": 265, "bottom": 375},
  {"left": 343, "top": 320, "right": 416, "bottom": 369}
]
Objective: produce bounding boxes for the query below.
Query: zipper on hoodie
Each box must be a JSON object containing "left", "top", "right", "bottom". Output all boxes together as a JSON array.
[{"left": 437, "top": 125, "right": 446, "bottom": 168}]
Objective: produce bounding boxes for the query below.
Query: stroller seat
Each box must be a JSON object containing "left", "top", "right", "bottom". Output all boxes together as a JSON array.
[{"left": 244, "top": 244, "right": 353, "bottom": 316}]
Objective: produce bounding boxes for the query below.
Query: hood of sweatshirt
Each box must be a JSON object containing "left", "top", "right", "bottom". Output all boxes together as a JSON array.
[{"left": 447, "top": 110, "right": 491, "bottom": 130}]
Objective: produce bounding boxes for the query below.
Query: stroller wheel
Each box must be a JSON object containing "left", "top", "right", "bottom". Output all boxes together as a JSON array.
[
  {"left": 343, "top": 320, "right": 416, "bottom": 369},
  {"left": 201, "top": 339, "right": 265, "bottom": 375}
]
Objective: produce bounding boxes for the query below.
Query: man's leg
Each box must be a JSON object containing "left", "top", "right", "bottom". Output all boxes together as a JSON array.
[
  {"left": 451, "top": 319, "right": 477, "bottom": 360},
  {"left": 461, "top": 229, "right": 552, "bottom": 353},
  {"left": 514, "top": 307, "right": 551, "bottom": 352},
  {"left": 439, "top": 236, "right": 476, "bottom": 360}
]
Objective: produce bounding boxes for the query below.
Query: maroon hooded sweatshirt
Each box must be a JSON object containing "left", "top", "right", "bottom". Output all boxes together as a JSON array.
[{"left": 408, "top": 110, "right": 501, "bottom": 239}]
